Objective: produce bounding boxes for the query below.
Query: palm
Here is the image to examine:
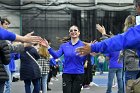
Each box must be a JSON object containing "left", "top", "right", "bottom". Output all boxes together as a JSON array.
[
  {"left": 40, "top": 39, "right": 49, "bottom": 47},
  {"left": 96, "top": 24, "right": 106, "bottom": 35},
  {"left": 76, "top": 42, "right": 91, "bottom": 56},
  {"left": 24, "top": 32, "right": 42, "bottom": 43}
]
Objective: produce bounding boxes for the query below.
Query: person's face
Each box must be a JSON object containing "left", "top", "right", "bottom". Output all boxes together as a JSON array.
[
  {"left": 2, "top": 20, "right": 10, "bottom": 29},
  {"left": 69, "top": 26, "right": 80, "bottom": 38},
  {"left": 135, "top": 3, "right": 140, "bottom": 15}
]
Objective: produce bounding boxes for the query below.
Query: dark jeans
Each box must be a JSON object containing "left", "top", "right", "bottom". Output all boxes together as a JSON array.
[
  {"left": 62, "top": 73, "right": 84, "bottom": 93},
  {"left": 99, "top": 63, "right": 104, "bottom": 74},
  {"left": 0, "top": 81, "right": 5, "bottom": 93},
  {"left": 24, "top": 78, "right": 40, "bottom": 93}
]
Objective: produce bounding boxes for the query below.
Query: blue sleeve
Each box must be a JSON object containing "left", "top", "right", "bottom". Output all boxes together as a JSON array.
[
  {"left": 0, "top": 27, "right": 16, "bottom": 41},
  {"left": 91, "top": 25, "right": 140, "bottom": 53},
  {"left": 48, "top": 45, "right": 64, "bottom": 59},
  {"left": 50, "top": 58, "right": 56, "bottom": 66}
]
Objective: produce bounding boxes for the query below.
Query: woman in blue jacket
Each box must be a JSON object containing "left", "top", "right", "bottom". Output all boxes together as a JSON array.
[{"left": 42, "top": 25, "right": 86, "bottom": 93}]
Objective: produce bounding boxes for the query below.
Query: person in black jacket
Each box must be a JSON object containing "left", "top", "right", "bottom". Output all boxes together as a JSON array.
[
  {"left": 0, "top": 40, "right": 13, "bottom": 93},
  {"left": 20, "top": 45, "right": 41, "bottom": 93}
]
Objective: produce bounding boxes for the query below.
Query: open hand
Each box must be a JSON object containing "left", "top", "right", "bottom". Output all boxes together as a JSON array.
[
  {"left": 24, "top": 32, "right": 42, "bottom": 43},
  {"left": 76, "top": 42, "right": 91, "bottom": 56},
  {"left": 39, "top": 38, "right": 49, "bottom": 48},
  {"left": 96, "top": 24, "right": 106, "bottom": 35}
]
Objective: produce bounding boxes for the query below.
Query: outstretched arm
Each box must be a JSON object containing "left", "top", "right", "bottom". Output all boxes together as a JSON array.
[
  {"left": 76, "top": 25, "right": 140, "bottom": 55},
  {"left": 0, "top": 27, "right": 42, "bottom": 43},
  {"left": 15, "top": 32, "right": 42, "bottom": 43}
]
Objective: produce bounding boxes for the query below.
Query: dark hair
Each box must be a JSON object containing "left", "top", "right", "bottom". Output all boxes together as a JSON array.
[
  {"left": 1, "top": 18, "right": 10, "bottom": 25},
  {"left": 69, "top": 25, "right": 80, "bottom": 32}
]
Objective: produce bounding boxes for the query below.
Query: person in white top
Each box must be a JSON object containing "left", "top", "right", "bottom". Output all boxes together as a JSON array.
[{"left": 97, "top": 54, "right": 105, "bottom": 74}]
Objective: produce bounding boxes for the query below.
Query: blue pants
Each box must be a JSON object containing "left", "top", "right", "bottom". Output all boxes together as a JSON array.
[
  {"left": 24, "top": 78, "right": 40, "bottom": 93},
  {"left": 106, "top": 68, "right": 123, "bottom": 93},
  {"left": 4, "top": 65, "right": 12, "bottom": 93},
  {"left": 99, "top": 63, "right": 104, "bottom": 74},
  {"left": 40, "top": 74, "right": 48, "bottom": 93}
]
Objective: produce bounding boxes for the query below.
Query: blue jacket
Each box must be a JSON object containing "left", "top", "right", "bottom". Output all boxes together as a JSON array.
[
  {"left": 48, "top": 40, "right": 86, "bottom": 74},
  {"left": 91, "top": 25, "right": 140, "bottom": 53},
  {"left": 50, "top": 58, "right": 56, "bottom": 66},
  {"left": 0, "top": 27, "right": 16, "bottom": 41}
]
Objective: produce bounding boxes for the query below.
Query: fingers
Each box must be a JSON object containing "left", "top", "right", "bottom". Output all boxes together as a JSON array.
[
  {"left": 96, "top": 24, "right": 101, "bottom": 30},
  {"left": 96, "top": 24, "right": 101, "bottom": 28},
  {"left": 96, "top": 24, "right": 107, "bottom": 35},
  {"left": 93, "top": 40, "right": 97, "bottom": 43},
  {"left": 31, "top": 36, "right": 42, "bottom": 42},
  {"left": 25, "top": 31, "right": 34, "bottom": 36},
  {"left": 102, "top": 26, "right": 106, "bottom": 31},
  {"left": 39, "top": 39, "right": 48, "bottom": 47},
  {"left": 39, "top": 38, "right": 45, "bottom": 43},
  {"left": 76, "top": 47, "right": 86, "bottom": 56},
  {"left": 102, "top": 25, "right": 105, "bottom": 29},
  {"left": 29, "top": 31, "right": 34, "bottom": 35},
  {"left": 91, "top": 40, "right": 97, "bottom": 44},
  {"left": 44, "top": 38, "right": 48, "bottom": 44},
  {"left": 96, "top": 24, "right": 103, "bottom": 32}
]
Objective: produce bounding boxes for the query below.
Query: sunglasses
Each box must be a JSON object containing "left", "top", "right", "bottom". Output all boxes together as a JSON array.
[{"left": 69, "top": 29, "right": 78, "bottom": 32}]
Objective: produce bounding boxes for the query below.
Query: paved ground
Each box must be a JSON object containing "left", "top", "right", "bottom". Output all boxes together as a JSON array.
[{"left": 11, "top": 72, "right": 118, "bottom": 93}]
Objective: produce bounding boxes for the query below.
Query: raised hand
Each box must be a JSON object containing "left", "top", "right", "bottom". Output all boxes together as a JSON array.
[
  {"left": 23, "top": 32, "right": 42, "bottom": 43},
  {"left": 96, "top": 24, "right": 106, "bottom": 35},
  {"left": 39, "top": 38, "right": 49, "bottom": 48}
]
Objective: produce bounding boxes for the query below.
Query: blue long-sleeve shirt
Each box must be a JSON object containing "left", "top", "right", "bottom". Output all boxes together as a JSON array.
[
  {"left": 91, "top": 25, "right": 140, "bottom": 53},
  {"left": 0, "top": 27, "right": 16, "bottom": 41},
  {"left": 48, "top": 40, "right": 86, "bottom": 74}
]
